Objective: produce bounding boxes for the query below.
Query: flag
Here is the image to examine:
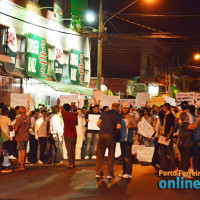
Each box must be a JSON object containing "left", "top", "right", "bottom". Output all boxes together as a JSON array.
[
  {"left": 0, "top": 129, "right": 9, "bottom": 145},
  {"left": 171, "top": 85, "right": 182, "bottom": 98}
]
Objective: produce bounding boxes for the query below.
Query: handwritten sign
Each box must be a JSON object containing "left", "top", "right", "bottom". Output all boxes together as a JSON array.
[
  {"left": 150, "top": 97, "right": 165, "bottom": 107},
  {"left": 176, "top": 92, "right": 195, "bottom": 105},
  {"left": 120, "top": 99, "right": 136, "bottom": 108},
  {"left": 138, "top": 118, "right": 155, "bottom": 138},
  {"left": 158, "top": 136, "right": 171, "bottom": 146},
  {"left": 88, "top": 114, "right": 100, "bottom": 130},
  {"left": 196, "top": 93, "right": 200, "bottom": 108},
  {"left": 135, "top": 93, "right": 150, "bottom": 107},
  {"left": 132, "top": 145, "right": 145, "bottom": 155},
  {"left": 10, "top": 93, "right": 28, "bottom": 108},
  {"left": 100, "top": 95, "right": 120, "bottom": 109},
  {"left": 136, "top": 146, "right": 155, "bottom": 163},
  {"left": 163, "top": 95, "right": 176, "bottom": 107}
]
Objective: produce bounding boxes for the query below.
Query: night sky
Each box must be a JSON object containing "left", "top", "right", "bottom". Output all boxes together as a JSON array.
[{"left": 88, "top": 0, "right": 200, "bottom": 78}]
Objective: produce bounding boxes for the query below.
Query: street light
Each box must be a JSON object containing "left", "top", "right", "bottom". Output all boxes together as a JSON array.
[
  {"left": 194, "top": 53, "right": 200, "bottom": 60},
  {"left": 85, "top": 11, "right": 96, "bottom": 23}
]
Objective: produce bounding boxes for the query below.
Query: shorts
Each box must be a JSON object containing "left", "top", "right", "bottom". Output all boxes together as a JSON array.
[{"left": 17, "top": 141, "right": 28, "bottom": 151}]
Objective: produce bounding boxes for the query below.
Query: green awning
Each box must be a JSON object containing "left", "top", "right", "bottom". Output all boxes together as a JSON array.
[{"left": 38, "top": 79, "right": 93, "bottom": 96}]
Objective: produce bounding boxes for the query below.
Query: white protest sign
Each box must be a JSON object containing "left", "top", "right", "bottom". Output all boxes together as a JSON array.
[
  {"left": 138, "top": 118, "right": 155, "bottom": 138},
  {"left": 100, "top": 95, "right": 120, "bottom": 109},
  {"left": 176, "top": 92, "right": 195, "bottom": 105},
  {"left": 132, "top": 145, "right": 145, "bottom": 155},
  {"left": 158, "top": 136, "right": 171, "bottom": 146},
  {"left": 163, "top": 95, "right": 176, "bottom": 107},
  {"left": 196, "top": 93, "right": 200, "bottom": 108},
  {"left": 94, "top": 91, "right": 105, "bottom": 103},
  {"left": 135, "top": 93, "right": 150, "bottom": 107},
  {"left": 136, "top": 146, "right": 155, "bottom": 163},
  {"left": 10, "top": 93, "right": 28, "bottom": 108},
  {"left": 59, "top": 95, "right": 79, "bottom": 106},
  {"left": 88, "top": 114, "right": 101, "bottom": 131},
  {"left": 120, "top": 99, "right": 136, "bottom": 108}
]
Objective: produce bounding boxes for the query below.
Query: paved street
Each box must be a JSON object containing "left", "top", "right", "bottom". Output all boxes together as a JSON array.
[{"left": 0, "top": 160, "right": 199, "bottom": 200}]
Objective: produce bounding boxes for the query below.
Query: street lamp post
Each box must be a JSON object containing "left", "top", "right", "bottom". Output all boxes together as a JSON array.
[{"left": 96, "top": 0, "right": 139, "bottom": 90}]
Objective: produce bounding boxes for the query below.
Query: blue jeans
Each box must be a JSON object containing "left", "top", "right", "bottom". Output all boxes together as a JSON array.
[{"left": 86, "top": 133, "right": 98, "bottom": 157}]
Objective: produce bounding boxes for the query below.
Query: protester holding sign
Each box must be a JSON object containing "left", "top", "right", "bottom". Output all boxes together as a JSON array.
[
  {"left": 119, "top": 103, "right": 137, "bottom": 179},
  {"left": 160, "top": 103, "right": 175, "bottom": 171}
]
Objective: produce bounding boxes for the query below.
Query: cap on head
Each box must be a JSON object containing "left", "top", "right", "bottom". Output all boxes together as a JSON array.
[{"left": 122, "top": 102, "right": 130, "bottom": 109}]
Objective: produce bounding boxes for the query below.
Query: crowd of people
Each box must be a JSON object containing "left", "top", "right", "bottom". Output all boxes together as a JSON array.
[{"left": 0, "top": 99, "right": 200, "bottom": 179}]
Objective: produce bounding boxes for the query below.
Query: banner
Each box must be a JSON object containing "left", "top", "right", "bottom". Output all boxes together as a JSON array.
[
  {"left": 150, "top": 97, "right": 165, "bottom": 107},
  {"left": 94, "top": 91, "right": 105, "bottom": 103},
  {"left": 100, "top": 95, "right": 120, "bottom": 109},
  {"left": 196, "top": 93, "right": 200, "bottom": 108},
  {"left": 176, "top": 92, "right": 195, "bottom": 105},
  {"left": 138, "top": 118, "right": 155, "bottom": 138},
  {"left": 135, "top": 93, "right": 150, "bottom": 107}
]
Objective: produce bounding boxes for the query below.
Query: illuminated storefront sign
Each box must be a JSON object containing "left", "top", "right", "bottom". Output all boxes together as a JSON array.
[
  {"left": 25, "top": 33, "right": 48, "bottom": 78},
  {"left": 2, "top": 25, "right": 17, "bottom": 73},
  {"left": 69, "top": 49, "right": 85, "bottom": 86},
  {"left": 54, "top": 44, "right": 63, "bottom": 82}
]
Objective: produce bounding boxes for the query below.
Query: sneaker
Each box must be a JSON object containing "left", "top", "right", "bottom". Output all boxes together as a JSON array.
[
  {"left": 121, "top": 174, "right": 132, "bottom": 179},
  {"left": 96, "top": 174, "right": 104, "bottom": 178},
  {"left": 119, "top": 173, "right": 124, "bottom": 177},
  {"left": 37, "top": 160, "right": 43, "bottom": 165},
  {"left": 85, "top": 156, "right": 89, "bottom": 160},
  {"left": 92, "top": 155, "right": 96, "bottom": 160},
  {"left": 107, "top": 175, "right": 115, "bottom": 179},
  {"left": 9, "top": 155, "right": 16, "bottom": 160},
  {"left": 59, "top": 161, "right": 65, "bottom": 165},
  {"left": 1, "top": 168, "right": 12, "bottom": 173}
]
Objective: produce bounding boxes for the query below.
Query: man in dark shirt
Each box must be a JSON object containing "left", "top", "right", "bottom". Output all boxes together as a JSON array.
[
  {"left": 96, "top": 103, "right": 122, "bottom": 179},
  {"left": 62, "top": 104, "right": 78, "bottom": 168},
  {"left": 160, "top": 103, "right": 175, "bottom": 171}
]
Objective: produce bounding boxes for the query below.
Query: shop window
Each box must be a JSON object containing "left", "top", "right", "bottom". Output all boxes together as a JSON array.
[{"left": 0, "top": 24, "right": 9, "bottom": 55}]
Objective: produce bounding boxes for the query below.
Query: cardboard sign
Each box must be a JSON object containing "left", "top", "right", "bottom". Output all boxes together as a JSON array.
[
  {"left": 163, "top": 95, "right": 176, "bottom": 107},
  {"left": 59, "top": 95, "right": 79, "bottom": 106},
  {"left": 138, "top": 118, "right": 155, "bottom": 138},
  {"left": 94, "top": 91, "right": 105, "bottom": 103},
  {"left": 150, "top": 97, "right": 165, "bottom": 107},
  {"left": 100, "top": 95, "right": 120, "bottom": 109},
  {"left": 176, "top": 92, "right": 195, "bottom": 105},
  {"left": 120, "top": 99, "right": 136, "bottom": 108},
  {"left": 10, "top": 93, "right": 28, "bottom": 108},
  {"left": 135, "top": 93, "right": 150, "bottom": 107}
]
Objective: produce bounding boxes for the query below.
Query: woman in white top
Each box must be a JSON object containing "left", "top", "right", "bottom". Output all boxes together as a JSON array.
[{"left": 75, "top": 108, "right": 86, "bottom": 159}]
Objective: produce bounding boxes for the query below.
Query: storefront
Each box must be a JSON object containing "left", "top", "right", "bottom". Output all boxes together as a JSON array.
[{"left": 0, "top": 0, "right": 92, "bottom": 108}]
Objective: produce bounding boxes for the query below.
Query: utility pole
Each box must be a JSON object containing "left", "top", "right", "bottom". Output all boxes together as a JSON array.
[{"left": 97, "top": 0, "right": 103, "bottom": 90}]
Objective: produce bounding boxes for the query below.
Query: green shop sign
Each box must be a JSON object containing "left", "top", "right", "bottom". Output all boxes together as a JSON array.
[
  {"left": 54, "top": 44, "right": 63, "bottom": 82},
  {"left": 69, "top": 49, "right": 85, "bottom": 86},
  {"left": 25, "top": 33, "right": 48, "bottom": 78},
  {"left": 2, "top": 25, "right": 17, "bottom": 73}
]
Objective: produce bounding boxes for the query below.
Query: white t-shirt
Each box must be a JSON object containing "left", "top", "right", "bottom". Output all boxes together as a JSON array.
[
  {"left": 76, "top": 116, "right": 86, "bottom": 136},
  {"left": 0, "top": 116, "right": 12, "bottom": 137},
  {"left": 35, "top": 117, "right": 48, "bottom": 137},
  {"left": 50, "top": 114, "right": 64, "bottom": 136},
  {"left": 30, "top": 116, "right": 36, "bottom": 135}
]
